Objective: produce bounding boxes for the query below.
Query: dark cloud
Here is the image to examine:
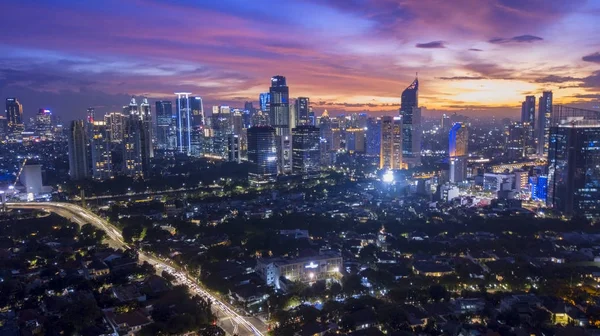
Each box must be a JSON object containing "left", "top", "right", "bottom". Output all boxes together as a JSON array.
[
  {"left": 582, "top": 71, "right": 600, "bottom": 89},
  {"left": 488, "top": 35, "right": 543, "bottom": 44},
  {"left": 468, "top": 48, "right": 483, "bottom": 52},
  {"left": 535, "top": 75, "right": 579, "bottom": 83},
  {"left": 463, "top": 63, "right": 514, "bottom": 79},
  {"left": 438, "top": 76, "right": 486, "bottom": 80},
  {"left": 415, "top": 41, "right": 446, "bottom": 49},
  {"left": 572, "top": 93, "right": 600, "bottom": 99},
  {"left": 582, "top": 52, "right": 600, "bottom": 64}
]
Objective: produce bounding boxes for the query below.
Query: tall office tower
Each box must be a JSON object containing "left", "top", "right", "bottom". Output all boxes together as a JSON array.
[
  {"left": 319, "top": 110, "right": 333, "bottom": 166},
  {"left": 104, "top": 112, "right": 125, "bottom": 143},
  {"left": 243, "top": 101, "right": 254, "bottom": 128},
  {"left": 366, "top": 117, "right": 381, "bottom": 156},
  {"left": 175, "top": 92, "right": 192, "bottom": 154},
  {"left": 259, "top": 92, "right": 271, "bottom": 114},
  {"left": 379, "top": 116, "right": 402, "bottom": 170},
  {"left": 244, "top": 101, "right": 255, "bottom": 115},
  {"left": 399, "top": 78, "right": 421, "bottom": 167},
  {"left": 269, "top": 76, "right": 291, "bottom": 173},
  {"left": 448, "top": 122, "right": 468, "bottom": 183},
  {"left": 210, "top": 106, "right": 233, "bottom": 158},
  {"left": 68, "top": 120, "right": 90, "bottom": 180},
  {"left": 155, "top": 100, "right": 174, "bottom": 150},
  {"left": 506, "top": 122, "right": 527, "bottom": 160},
  {"left": 520, "top": 95, "right": 536, "bottom": 154},
  {"left": 232, "top": 110, "right": 243, "bottom": 135},
  {"left": 190, "top": 96, "right": 204, "bottom": 127},
  {"left": 90, "top": 120, "right": 112, "bottom": 180},
  {"left": 247, "top": 126, "right": 277, "bottom": 185},
  {"left": 228, "top": 134, "right": 241, "bottom": 163},
  {"left": 35, "top": 109, "right": 53, "bottom": 140},
  {"left": 139, "top": 98, "right": 154, "bottom": 159},
  {"left": 292, "top": 125, "right": 320, "bottom": 176},
  {"left": 537, "top": 91, "right": 553, "bottom": 156},
  {"left": 345, "top": 128, "right": 365, "bottom": 153},
  {"left": 548, "top": 106, "right": 600, "bottom": 220},
  {"left": 87, "top": 107, "right": 95, "bottom": 124},
  {"left": 6, "top": 98, "right": 24, "bottom": 136},
  {"left": 308, "top": 107, "right": 315, "bottom": 126},
  {"left": 440, "top": 114, "right": 451, "bottom": 133},
  {"left": 356, "top": 113, "right": 368, "bottom": 129},
  {"left": 251, "top": 111, "right": 269, "bottom": 127},
  {"left": 295, "top": 97, "right": 310, "bottom": 126},
  {"left": 121, "top": 97, "right": 152, "bottom": 178}
]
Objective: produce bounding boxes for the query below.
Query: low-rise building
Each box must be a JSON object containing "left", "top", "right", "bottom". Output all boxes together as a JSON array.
[{"left": 256, "top": 251, "right": 342, "bottom": 290}]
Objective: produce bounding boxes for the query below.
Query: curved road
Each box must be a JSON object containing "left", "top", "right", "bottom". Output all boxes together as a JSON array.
[{"left": 6, "top": 202, "right": 266, "bottom": 336}]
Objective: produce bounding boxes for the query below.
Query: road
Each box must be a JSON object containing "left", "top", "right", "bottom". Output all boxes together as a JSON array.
[{"left": 6, "top": 202, "right": 266, "bottom": 336}]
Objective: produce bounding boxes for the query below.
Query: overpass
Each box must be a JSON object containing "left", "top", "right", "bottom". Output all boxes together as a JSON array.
[{"left": 6, "top": 202, "right": 266, "bottom": 336}]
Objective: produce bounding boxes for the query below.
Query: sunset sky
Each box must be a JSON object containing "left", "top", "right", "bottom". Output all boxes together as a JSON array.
[{"left": 0, "top": 0, "right": 599, "bottom": 120}]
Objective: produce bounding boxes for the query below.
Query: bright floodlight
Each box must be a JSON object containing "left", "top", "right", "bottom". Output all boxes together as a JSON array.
[{"left": 382, "top": 170, "right": 394, "bottom": 183}]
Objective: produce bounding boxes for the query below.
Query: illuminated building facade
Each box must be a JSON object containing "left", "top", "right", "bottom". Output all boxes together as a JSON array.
[
  {"left": 379, "top": 116, "right": 402, "bottom": 170},
  {"left": 68, "top": 120, "right": 90, "bottom": 180},
  {"left": 6, "top": 98, "right": 24, "bottom": 137},
  {"left": 247, "top": 126, "right": 277, "bottom": 184},
  {"left": 547, "top": 106, "right": 600, "bottom": 220},
  {"left": 90, "top": 121, "right": 112, "bottom": 180},
  {"left": 537, "top": 91, "right": 553, "bottom": 156},
  {"left": 175, "top": 92, "right": 192, "bottom": 154},
  {"left": 449, "top": 122, "right": 468, "bottom": 183},
  {"left": 292, "top": 125, "right": 320, "bottom": 176}
]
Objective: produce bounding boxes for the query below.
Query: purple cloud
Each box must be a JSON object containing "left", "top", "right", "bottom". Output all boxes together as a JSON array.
[
  {"left": 415, "top": 41, "right": 446, "bottom": 49},
  {"left": 582, "top": 52, "right": 600, "bottom": 64},
  {"left": 489, "top": 34, "right": 543, "bottom": 44}
]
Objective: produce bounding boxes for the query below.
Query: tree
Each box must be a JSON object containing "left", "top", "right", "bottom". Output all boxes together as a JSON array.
[
  {"left": 342, "top": 274, "right": 365, "bottom": 296},
  {"left": 428, "top": 284, "right": 449, "bottom": 303},
  {"left": 329, "top": 282, "right": 342, "bottom": 298}
]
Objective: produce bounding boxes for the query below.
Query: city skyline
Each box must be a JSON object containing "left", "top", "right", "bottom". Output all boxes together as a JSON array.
[{"left": 0, "top": 0, "right": 599, "bottom": 120}]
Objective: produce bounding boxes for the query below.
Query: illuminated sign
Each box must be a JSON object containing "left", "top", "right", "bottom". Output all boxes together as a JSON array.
[{"left": 305, "top": 262, "right": 318, "bottom": 269}]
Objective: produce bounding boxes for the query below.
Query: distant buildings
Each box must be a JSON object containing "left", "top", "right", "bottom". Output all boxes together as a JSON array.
[
  {"left": 506, "top": 122, "right": 527, "bottom": 160},
  {"left": 547, "top": 106, "right": 600, "bottom": 220},
  {"left": 121, "top": 97, "right": 152, "bottom": 178},
  {"left": 68, "top": 120, "right": 90, "bottom": 180},
  {"left": 379, "top": 116, "right": 402, "bottom": 170},
  {"left": 292, "top": 125, "right": 320, "bottom": 176},
  {"left": 104, "top": 112, "right": 125, "bottom": 143},
  {"left": 399, "top": 78, "right": 421, "bottom": 168},
  {"left": 247, "top": 126, "right": 277, "bottom": 185},
  {"left": 366, "top": 117, "right": 381, "bottom": 156}
]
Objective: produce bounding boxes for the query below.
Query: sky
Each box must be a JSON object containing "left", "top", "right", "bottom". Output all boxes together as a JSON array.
[{"left": 0, "top": 0, "right": 599, "bottom": 121}]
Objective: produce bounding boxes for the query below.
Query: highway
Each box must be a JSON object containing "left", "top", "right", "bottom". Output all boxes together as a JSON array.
[{"left": 6, "top": 202, "right": 266, "bottom": 336}]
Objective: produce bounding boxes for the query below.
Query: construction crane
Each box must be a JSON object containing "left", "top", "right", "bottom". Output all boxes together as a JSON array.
[{"left": 12, "top": 158, "right": 28, "bottom": 188}]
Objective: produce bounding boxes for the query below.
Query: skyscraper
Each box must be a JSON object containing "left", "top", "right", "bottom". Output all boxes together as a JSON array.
[
  {"left": 6, "top": 98, "right": 24, "bottom": 136},
  {"left": 319, "top": 110, "right": 333, "bottom": 166},
  {"left": 506, "top": 122, "right": 527, "bottom": 160},
  {"left": 190, "top": 96, "right": 204, "bottom": 127},
  {"left": 104, "top": 112, "right": 125, "bottom": 143},
  {"left": 121, "top": 97, "right": 152, "bottom": 178},
  {"left": 292, "top": 125, "right": 320, "bottom": 176},
  {"left": 521, "top": 95, "right": 536, "bottom": 154},
  {"left": 139, "top": 98, "right": 154, "bottom": 159},
  {"left": 269, "top": 75, "right": 291, "bottom": 173},
  {"left": 366, "top": 117, "right": 381, "bottom": 156},
  {"left": 259, "top": 93, "right": 270, "bottom": 114},
  {"left": 448, "top": 122, "right": 468, "bottom": 183},
  {"left": 345, "top": 128, "right": 365, "bottom": 153},
  {"left": 399, "top": 78, "right": 421, "bottom": 167},
  {"left": 537, "top": 91, "right": 553, "bottom": 156},
  {"left": 90, "top": 120, "right": 112, "bottom": 180},
  {"left": 175, "top": 92, "right": 192, "bottom": 154},
  {"left": 547, "top": 106, "right": 600, "bottom": 220},
  {"left": 247, "top": 126, "right": 277, "bottom": 184},
  {"left": 210, "top": 106, "right": 233, "bottom": 159},
  {"left": 295, "top": 97, "right": 310, "bottom": 126},
  {"left": 380, "top": 116, "right": 402, "bottom": 170},
  {"left": 155, "top": 100, "right": 174, "bottom": 150},
  {"left": 68, "top": 120, "right": 89, "bottom": 180}
]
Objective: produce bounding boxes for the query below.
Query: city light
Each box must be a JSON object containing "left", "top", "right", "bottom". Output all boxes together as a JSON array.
[{"left": 382, "top": 170, "right": 394, "bottom": 183}]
